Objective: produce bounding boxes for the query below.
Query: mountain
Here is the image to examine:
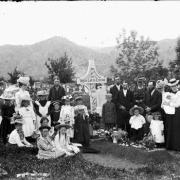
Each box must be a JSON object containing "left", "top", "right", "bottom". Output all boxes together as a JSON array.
[{"left": 0, "top": 36, "right": 178, "bottom": 80}]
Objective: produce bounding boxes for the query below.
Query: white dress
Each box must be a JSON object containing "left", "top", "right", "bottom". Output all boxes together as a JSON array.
[
  {"left": 129, "top": 114, "right": 146, "bottom": 130},
  {"left": 59, "top": 105, "right": 75, "bottom": 138},
  {"left": 19, "top": 106, "right": 36, "bottom": 137},
  {"left": 34, "top": 101, "right": 51, "bottom": 129},
  {"left": 54, "top": 133, "right": 80, "bottom": 155},
  {"left": 150, "top": 120, "right": 165, "bottom": 143},
  {"left": 15, "top": 89, "right": 32, "bottom": 112}
]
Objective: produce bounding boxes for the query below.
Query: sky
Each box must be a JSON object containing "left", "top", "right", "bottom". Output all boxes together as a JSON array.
[{"left": 0, "top": 2, "right": 180, "bottom": 47}]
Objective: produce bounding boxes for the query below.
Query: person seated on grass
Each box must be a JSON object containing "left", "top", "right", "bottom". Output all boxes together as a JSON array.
[
  {"left": 37, "top": 125, "right": 65, "bottom": 159},
  {"left": 8, "top": 114, "right": 33, "bottom": 147},
  {"left": 35, "top": 117, "right": 54, "bottom": 138},
  {"left": 129, "top": 105, "right": 146, "bottom": 144},
  {"left": 54, "top": 123, "right": 80, "bottom": 157},
  {"left": 149, "top": 111, "right": 165, "bottom": 148}
]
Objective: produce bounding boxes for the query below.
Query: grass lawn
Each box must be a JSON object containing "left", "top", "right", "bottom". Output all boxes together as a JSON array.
[{"left": 1, "top": 140, "right": 180, "bottom": 180}]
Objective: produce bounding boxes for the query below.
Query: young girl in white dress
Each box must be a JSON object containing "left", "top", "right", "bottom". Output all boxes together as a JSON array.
[
  {"left": 54, "top": 123, "right": 80, "bottom": 156},
  {"left": 59, "top": 95, "right": 75, "bottom": 140},
  {"left": 149, "top": 111, "right": 165, "bottom": 147},
  {"left": 18, "top": 96, "right": 36, "bottom": 139}
]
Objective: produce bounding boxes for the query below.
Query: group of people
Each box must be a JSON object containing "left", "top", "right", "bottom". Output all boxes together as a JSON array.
[
  {"left": 102, "top": 76, "right": 180, "bottom": 150},
  {"left": 0, "top": 76, "right": 91, "bottom": 159}
]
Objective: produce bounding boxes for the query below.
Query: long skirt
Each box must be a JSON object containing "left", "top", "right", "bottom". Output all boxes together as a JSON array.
[{"left": 166, "top": 107, "right": 180, "bottom": 151}]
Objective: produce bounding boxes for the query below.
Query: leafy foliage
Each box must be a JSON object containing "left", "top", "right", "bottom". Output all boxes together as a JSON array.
[
  {"left": 45, "top": 53, "right": 75, "bottom": 84},
  {"left": 169, "top": 37, "right": 180, "bottom": 79},
  {"left": 112, "top": 30, "right": 164, "bottom": 82},
  {"left": 8, "top": 67, "right": 24, "bottom": 84}
]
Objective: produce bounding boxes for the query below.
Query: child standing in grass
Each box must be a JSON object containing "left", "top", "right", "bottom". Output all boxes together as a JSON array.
[
  {"left": 129, "top": 105, "right": 146, "bottom": 143},
  {"left": 102, "top": 94, "right": 117, "bottom": 130},
  {"left": 149, "top": 111, "right": 165, "bottom": 148}
]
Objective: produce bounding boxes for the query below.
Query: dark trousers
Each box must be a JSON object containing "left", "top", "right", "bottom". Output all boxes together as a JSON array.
[{"left": 130, "top": 128, "right": 144, "bottom": 141}]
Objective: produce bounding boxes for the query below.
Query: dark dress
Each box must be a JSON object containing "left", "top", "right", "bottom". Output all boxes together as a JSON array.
[
  {"left": 0, "top": 104, "right": 15, "bottom": 144},
  {"left": 166, "top": 107, "right": 180, "bottom": 151},
  {"left": 74, "top": 114, "right": 90, "bottom": 147}
]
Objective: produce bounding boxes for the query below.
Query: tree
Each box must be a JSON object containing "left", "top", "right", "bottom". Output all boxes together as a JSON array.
[
  {"left": 169, "top": 37, "right": 180, "bottom": 79},
  {"left": 111, "top": 30, "right": 160, "bottom": 82},
  {"left": 45, "top": 53, "right": 75, "bottom": 84},
  {"left": 8, "top": 67, "right": 24, "bottom": 84}
]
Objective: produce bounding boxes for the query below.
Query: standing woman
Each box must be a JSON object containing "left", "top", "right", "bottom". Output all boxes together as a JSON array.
[
  {"left": 0, "top": 94, "right": 15, "bottom": 144},
  {"left": 163, "top": 78, "right": 180, "bottom": 151}
]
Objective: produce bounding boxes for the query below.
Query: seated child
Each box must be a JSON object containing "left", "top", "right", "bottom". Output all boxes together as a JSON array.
[
  {"left": 37, "top": 125, "right": 65, "bottom": 159},
  {"left": 8, "top": 114, "right": 33, "bottom": 147},
  {"left": 54, "top": 123, "right": 80, "bottom": 156},
  {"left": 149, "top": 111, "right": 165, "bottom": 147},
  {"left": 59, "top": 95, "right": 75, "bottom": 140},
  {"left": 74, "top": 96, "right": 90, "bottom": 147},
  {"left": 129, "top": 105, "right": 146, "bottom": 142},
  {"left": 102, "top": 94, "right": 116, "bottom": 130}
]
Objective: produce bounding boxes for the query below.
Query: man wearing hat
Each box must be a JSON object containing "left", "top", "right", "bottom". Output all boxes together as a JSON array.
[{"left": 48, "top": 76, "right": 66, "bottom": 103}]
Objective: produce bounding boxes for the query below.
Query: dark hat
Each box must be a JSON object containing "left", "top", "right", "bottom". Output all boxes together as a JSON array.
[
  {"left": 40, "top": 117, "right": 49, "bottom": 124},
  {"left": 52, "top": 100, "right": 60, "bottom": 106},
  {"left": 129, "top": 105, "right": 144, "bottom": 115},
  {"left": 75, "top": 96, "right": 83, "bottom": 101},
  {"left": 55, "top": 123, "right": 71, "bottom": 130},
  {"left": 39, "top": 125, "right": 51, "bottom": 131}
]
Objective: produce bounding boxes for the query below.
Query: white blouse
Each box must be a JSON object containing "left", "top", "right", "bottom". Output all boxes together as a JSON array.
[
  {"left": 9, "top": 129, "right": 31, "bottom": 147},
  {"left": 129, "top": 114, "right": 146, "bottom": 130},
  {"left": 169, "top": 91, "right": 180, "bottom": 108}
]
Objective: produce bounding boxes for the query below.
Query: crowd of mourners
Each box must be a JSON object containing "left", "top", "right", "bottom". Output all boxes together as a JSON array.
[
  {"left": 103, "top": 76, "right": 180, "bottom": 150},
  {"left": 0, "top": 74, "right": 180, "bottom": 160},
  {"left": 0, "top": 76, "right": 91, "bottom": 159}
]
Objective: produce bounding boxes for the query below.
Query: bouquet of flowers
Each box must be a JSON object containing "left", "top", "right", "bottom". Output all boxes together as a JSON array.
[
  {"left": 111, "top": 129, "right": 128, "bottom": 144},
  {"left": 142, "top": 133, "right": 156, "bottom": 150}
]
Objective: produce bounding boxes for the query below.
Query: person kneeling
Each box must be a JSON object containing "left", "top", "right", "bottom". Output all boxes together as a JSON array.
[
  {"left": 54, "top": 123, "right": 80, "bottom": 157},
  {"left": 8, "top": 114, "right": 33, "bottom": 147},
  {"left": 37, "top": 126, "right": 65, "bottom": 159}
]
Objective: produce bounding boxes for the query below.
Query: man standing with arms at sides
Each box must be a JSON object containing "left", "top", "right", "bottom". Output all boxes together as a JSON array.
[{"left": 110, "top": 76, "right": 122, "bottom": 128}]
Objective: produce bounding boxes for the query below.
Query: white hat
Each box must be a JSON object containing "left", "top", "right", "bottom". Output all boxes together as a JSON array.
[
  {"left": 37, "top": 90, "right": 48, "bottom": 96},
  {"left": 168, "top": 78, "right": 179, "bottom": 87},
  {"left": 0, "top": 92, "right": 14, "bottom": 100},
  {"left": 17, "top": 77, "right": 30, "bottom": 85}
]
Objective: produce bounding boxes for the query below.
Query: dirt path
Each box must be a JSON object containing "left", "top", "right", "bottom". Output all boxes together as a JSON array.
[{"left": 82, "top": 153, "right": 146, "bottom": 173}]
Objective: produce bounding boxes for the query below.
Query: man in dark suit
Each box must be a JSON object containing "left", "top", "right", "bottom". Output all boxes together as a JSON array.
[
  {"left": 144, "top": 80, "right": 162, "bottom": 134},
  {"left": 110, "top": 76, "right": 122, "bottom": 129},
  {"left": 48, "top": 76, "right": 66, "bottom": 103},
  {"left": 145, "top": 80, "right": 162, "bottom": 113},
  {"left": 117, "top": 82, "right": 134, "bottom": 134}
]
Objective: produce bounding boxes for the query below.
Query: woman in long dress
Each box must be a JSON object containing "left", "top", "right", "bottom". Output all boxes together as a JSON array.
[{"left": 162, "top": 78, "right": 180, "bottom": 150}]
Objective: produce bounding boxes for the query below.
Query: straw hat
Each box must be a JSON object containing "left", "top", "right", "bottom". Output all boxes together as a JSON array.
[
  {"left": 75, "top": 96, "right": 83, "bottom": 101},
  {"left": 129, "top": 105, "right": 144, "bottom": 115},
  {"left": 0, "top": 92, "right": 14, "bottom": 100},
  {"left": 168, "top": 78, "right": 179, "bottom": 87},
  {"left": 39, "top": 125, "right": 51, "bottom": 131},
  {"left": 37, "top": 90, "right": 48, "bottom": 96},
  {"left": 55, "top": 123, "right": 71, "bottom": 130},
  {"left": 62, "top": 95, "right": 73, "bottom": 101}
]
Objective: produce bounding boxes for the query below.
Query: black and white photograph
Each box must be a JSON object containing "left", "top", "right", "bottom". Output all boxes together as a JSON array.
[{"left": 0, "top": 1, "right": 180, "bottom": 180}]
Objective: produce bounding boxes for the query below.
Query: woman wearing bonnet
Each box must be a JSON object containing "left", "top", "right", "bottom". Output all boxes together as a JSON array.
[{"left": 162, "top": 78, "right": 180, "bottom": 150}]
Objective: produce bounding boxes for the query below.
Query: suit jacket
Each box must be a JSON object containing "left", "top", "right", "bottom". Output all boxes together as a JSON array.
[
  {"left": 110, "top": 85, "right": 122, "bottom": 106},
  {"left": 117, "top": 89, "right": 134, "bottom": 111},
  {"left": 48, "top": 85, "right": 66, "bottom": 102},
  {"left": 145, "top": 89, "right": 162, "bottom": 112}
]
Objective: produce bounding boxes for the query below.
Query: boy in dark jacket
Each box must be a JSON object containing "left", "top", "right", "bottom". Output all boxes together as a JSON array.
[{"left": 102, "top": 94, "right": 117, "bottom": 130}]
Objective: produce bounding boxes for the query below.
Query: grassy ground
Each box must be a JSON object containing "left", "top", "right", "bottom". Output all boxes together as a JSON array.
[{"left": 1, "top": 140, "right": 180, "bottom": 180}]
